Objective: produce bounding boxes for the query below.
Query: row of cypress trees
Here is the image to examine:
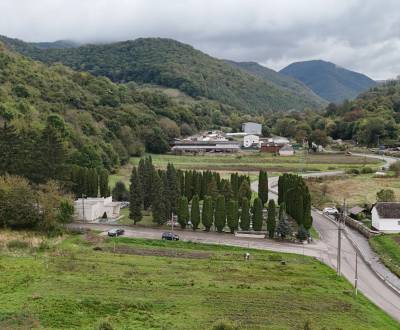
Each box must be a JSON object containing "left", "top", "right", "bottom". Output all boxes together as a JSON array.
[
  {"left": 69, "top": 165, "right": 110, "bottom": 198},
  {"left": 129, "top": 156, "right": 253, "bottom": 225},
  {"left": 277, "top": 173, "right": 312, "bottom": 234}
]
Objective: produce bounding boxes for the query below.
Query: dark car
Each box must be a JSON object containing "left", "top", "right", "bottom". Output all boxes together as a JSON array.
[
  {"left": 108, "top": 228, "right": 125, "bottom": 237},
  {"left": 162, "top": 232, "right": 179, "bottom": 241}
]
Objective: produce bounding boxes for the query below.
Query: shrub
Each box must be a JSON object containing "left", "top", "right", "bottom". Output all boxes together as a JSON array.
[
  {"left": 361, "top": 167, "right": 373, "bottom": 174},
  {"left": 346, "top": 168, "right": 360, "bottom": 175},
  {"left": 389, "top": 161, "right": 400, "bottom": 177},
  {"left": 7, "top": 240, "right": 29, "bottom": 250},
  {"left": 211, "top": 319, "right": 238, "bottom": 330}
]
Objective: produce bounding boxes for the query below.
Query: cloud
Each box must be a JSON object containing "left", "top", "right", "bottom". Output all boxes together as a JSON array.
[{"left": 1, "top": 0, "right": 400, "bottom": 79}]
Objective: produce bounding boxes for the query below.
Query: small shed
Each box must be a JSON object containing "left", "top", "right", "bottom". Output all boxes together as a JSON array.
[
  {"left": 278, "top": 145, "right": 295, "bottom": 156},
  {"left": 349, "top": 206, "right": 366, "bottom": 219}
]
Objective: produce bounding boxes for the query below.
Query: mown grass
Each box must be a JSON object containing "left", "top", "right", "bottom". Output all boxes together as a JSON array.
[
  {"left": 0, "top": 232, "right": 398, "bottom": 329},
  {"left": 370, "top": 234, "right": 400, "bottom": 278}
]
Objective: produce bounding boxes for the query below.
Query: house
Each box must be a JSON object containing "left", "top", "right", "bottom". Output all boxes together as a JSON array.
[
  {"left": 268, "top": 136, "right": 290, "bottom": 145},
  {"left": 243, "top": 134, "right": 260, "bottom": 148},
  {"left": 279, "top": 144, "right": 295, "bottom": 156},
  {"left": 260, "top": 142, "right": 281, "bottom": 153},
  {"left": 171, "top": 141, "right": 240, "bottom": 154},
  {"left": 242, "top": 122, "right": 262, "bottom": 135},
  {"left": 74, "top": 196, "right": 121, "bottom": 222},
  {"left": 371, "top": 203, "right": 400, "bottom": 233},
  {"left": 349, "top": 206, "right": 366, "bottom": 219}
]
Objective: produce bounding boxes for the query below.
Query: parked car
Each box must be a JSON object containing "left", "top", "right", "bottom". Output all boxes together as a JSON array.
[
  {"left": 323, "top": 207, "right": 339, "bottom": 215},
  {"left": 107, "top": 228, "right": 125, "bottom": 237},
  {"left": 162, "top": 232, "right": 179, "bottom": 241}
]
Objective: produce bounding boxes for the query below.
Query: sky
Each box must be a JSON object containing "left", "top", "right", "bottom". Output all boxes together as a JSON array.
[{"left": 1, "top": 0, "right": 399, "bottom": 79}]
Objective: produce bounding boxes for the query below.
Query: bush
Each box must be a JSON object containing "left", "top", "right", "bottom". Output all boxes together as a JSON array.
[
  {"left": 361, "top": 167, "right": 374, "bottom": 174},
  {"left": 7, "top": 240, "right": 29, "bottom": 250},
  {"left": 389, "top": 161, "right": 400, "bottom": 177},
  {"left": 346, "top": 168, "right": 360, "bottom": 175},
  {"left": 211, "top": 319, "right": 238, "bottom": 330}
]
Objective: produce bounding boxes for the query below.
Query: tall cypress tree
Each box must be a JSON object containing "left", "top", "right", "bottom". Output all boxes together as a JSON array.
[
  {"left": 276, "top": 202, "right": 291, "bottom": 239},
  {"left": 191, "top": 195, "right": 200, "bottom": 230},
  {"left": 252, "top": 197, "right": 263, "bottom": 231},
  {"left": 227, "top": 199, "right": 239, "bottom": 233},
  {"left": 177, "top": 196, "right": 189, "bottom": 229},
  {"left": 202, "top": 195, "right": 213, "bottom": 231},
  {"left": 99, "top": 169, "right": 110, "bottom": 197},
  {"left": 165, "top": 163, "right": 179, "bottom": 213},
  {"left": 184, "top": 171, "right": 193, "bottom": 201},
  {"left": 267, "top": 199, "right": 276, "bottom": 238},
  {"left": 238, "top": 179, "right": 252, "bottom": 207},
  {"left": 240, "top": 197, "right": 250, "bottom": 231},
  {"left": 152, "top": 172, "right": 167, "bottom": 225},
  {"left": 87, "top": 168, "right": 98, "bottom": 197},
  {"left": 214, "top": 195, "right": 226, "bottom": 233},
  {"left": 258, "top": 170, "right": 269, "bottom": 205},
  {"left": 143, "top": 157, "right": 155, "bottom": 210},
  {"left": 129, "top": 167, "right": 142, "bottom": 224}
]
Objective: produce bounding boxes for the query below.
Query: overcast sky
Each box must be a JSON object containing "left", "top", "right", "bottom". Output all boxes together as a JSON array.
[{"left": 1, "top": 0, "right": 399, "bottom": 79}]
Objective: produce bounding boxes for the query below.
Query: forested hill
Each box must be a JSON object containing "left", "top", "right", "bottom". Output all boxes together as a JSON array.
[
  {"left": 0, "top": 42, "right": 244, "bottom": 182},
  {"left": 0, "top": 35, "right": 325, "bottom": 113},
  {"left": 226, "top": 60, "right": 326, "bottom": 107},
  {"left": 324, "top": 79, "right": 400, "bottom": 146},
  {"left": 280, "top": 60, "right": 377, "bottom": 103}
]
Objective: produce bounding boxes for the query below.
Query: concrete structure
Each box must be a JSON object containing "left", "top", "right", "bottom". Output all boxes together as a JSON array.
[
  {"left": 74, "top": 196, "right": 121, "bottom": 222},
  {"left": 268, "top": 136, "right": 290, "bottom": 145},
  {"left": 172, "top": 141, "right": 240, "bottom": 154},
  {"left": 278, "top": 144, "right": 295, "bottom": 156},
  {"left": 372, "top": 203, "right": 400, "bottom": 233},
  {"left": 242, "top": 122, "right": 262, "bottom": 135},
  {"left": 243, "top": 134, "right": 260, "bottom": 148}
]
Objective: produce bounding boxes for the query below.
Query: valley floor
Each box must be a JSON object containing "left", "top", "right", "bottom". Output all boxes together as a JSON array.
[{"left": 0, "top": 231, "right": 398, "bottom": 329}]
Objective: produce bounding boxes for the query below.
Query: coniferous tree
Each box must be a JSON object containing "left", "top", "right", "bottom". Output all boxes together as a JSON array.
[
  {"left": 297, "top": 224, "right": 308, "bottom": 241},
  {"left": 152, "top": 172, "right": 167, "bottom": 225},
  {"left": 240, "top": 197, "right": 250, "bottom": 231},
  {"left": 165, "top": 163, "right": 180, "bottom": 213},
  {"left": 220, "top": 179, "right": 233, "bottom": 202},
  {"left": 161, "top": 171, "right": 172, "bottom": 220},
  {"left": 99, "top": 169, "right": 110, "bottom": 197},
  {"left": 214, "top": 195, "right": 226, "bottom": 233},
  {"left": 202, "top": 195, "right": 213, "bottom": 231},
  {"left": 276, "top": 202, "right": 291, "bottom": 239},
  {"left": 238, "top": 179, "right": 252, "bottom": 207},
  {"left": 227, "top": 199, "right": 239, "bottom": 233},
  {"left": 252, "top": 197, "right": 263, "bottom": 231},
  {"left": 129, "top": 167, "right": 142, "bottom": 224},
  {"left": 267, "top": 199, "right": 276, "bottom": 238},
  {"left": 177, "top": 196, "right": 189, "bottom": 229},
  {"left": 230, "top": 173, "right": 239, "bottom": 200},
  {"left": 258, "top": 170, "right": 269, "bottom": 205},
  {"left": 143, "top": 157, "right": 155, "bottom": 210},
  {"left": 303, "top": 185, "right": 312, "bottom": 230},
  {"left": 207, "top": 176, "right": 219, "bottom": 201},
  {"left": 112, "top": 181, "right": 129, "bottom": 201},
  {"left": 87, "top": 168, "right": 98, "bottom": 197},
  {"left": 184, "top": 170, "right": 193, "bottom": 201},
  {"left": 191, "top": 195, "right": 200, "bottom": 230}
]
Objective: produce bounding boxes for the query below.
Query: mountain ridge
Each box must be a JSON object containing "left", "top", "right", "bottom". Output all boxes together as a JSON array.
[{"left": 280, "top": 59, "right": 377, "bottom": 103}]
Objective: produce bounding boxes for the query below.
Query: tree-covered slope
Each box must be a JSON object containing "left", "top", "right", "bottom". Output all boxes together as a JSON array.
[
  {"left": 280, "top": 60, "right": 377, "bottom": 103},
  {"left": 0, "top": 36, "right": 325, "bottom": 113},
  {"left": 324, "top": 79, "right": 400, "bottom": 145},
  {"left": 0, "top": 42, "right": 238, "bottom": 178},
  {"left": 226, "top": 60, "right": 326, "bottom": 107}
]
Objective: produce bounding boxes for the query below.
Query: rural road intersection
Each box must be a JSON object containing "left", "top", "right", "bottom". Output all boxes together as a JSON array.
[{"left": 73, "top": 153, "right": 400, "bottom": 321}]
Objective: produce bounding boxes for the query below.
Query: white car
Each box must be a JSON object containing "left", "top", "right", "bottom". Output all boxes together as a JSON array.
[{"left": 323, "top": 207, "right": 339, "bottom": 215}]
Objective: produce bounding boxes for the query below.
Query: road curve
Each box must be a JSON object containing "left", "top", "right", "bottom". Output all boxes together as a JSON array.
[{"left": 250, "top": 153, "right": 400, "bottom": 321}]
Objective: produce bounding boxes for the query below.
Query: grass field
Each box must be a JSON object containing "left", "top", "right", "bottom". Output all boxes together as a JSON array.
[
  {"left": 0, "top": 231, "right": 398, "bottom": 329},
  {"left": 370, "top": 234, "right": 400, "bottom": 278},
  {"left": 307, "top": 174, "right": 400, "bottom": 208},
  {"left": 110, "top": 152, "right": 382, "bottom": 189}
]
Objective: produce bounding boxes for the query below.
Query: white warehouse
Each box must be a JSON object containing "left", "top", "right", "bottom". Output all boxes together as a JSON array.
[
  {"left": 74, "top": 196, "right": 121, "bottom": 222},
  {"left": 242, "top": 122, "right": 262, "bottom": 135},
  {"left": 372, "top": 202, "right": 400, "bottom": 233}
]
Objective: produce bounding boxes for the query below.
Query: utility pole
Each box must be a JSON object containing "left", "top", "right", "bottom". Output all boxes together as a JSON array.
[
  {"left": 337, "top": 199, "right": 346, "bottom": 275},
  {"left": 82, "top": 194, "right": 85, "bottom": 223},
  {"left": 354, "top": 251, "right": 358, "bottom": 296}
]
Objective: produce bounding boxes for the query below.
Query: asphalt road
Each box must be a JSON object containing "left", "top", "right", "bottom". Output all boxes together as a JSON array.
[{"left": 73, "top": 153, "right": 400, "bottom": 321}]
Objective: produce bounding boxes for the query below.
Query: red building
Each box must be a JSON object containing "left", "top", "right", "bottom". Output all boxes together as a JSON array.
[{"left": 260, "top": 142, "right": 282, "bottom": 153}]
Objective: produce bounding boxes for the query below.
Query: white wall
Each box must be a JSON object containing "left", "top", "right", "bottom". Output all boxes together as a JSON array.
[
  {"left": 372, "top": 207, "right": 400, "bottom": 233},
  {"left": 243, "top": 135, "right": 259, "bottom": 148}
]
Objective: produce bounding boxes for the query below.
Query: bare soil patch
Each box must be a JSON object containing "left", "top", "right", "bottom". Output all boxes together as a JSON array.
[{"left": 103, "top": 245, "right": 213, "bottom": 259}]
